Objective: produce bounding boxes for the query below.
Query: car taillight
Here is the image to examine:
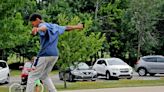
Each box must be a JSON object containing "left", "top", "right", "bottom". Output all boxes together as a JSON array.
[{"left": 135, "top": 60, "right": 139, "bottom": 64}]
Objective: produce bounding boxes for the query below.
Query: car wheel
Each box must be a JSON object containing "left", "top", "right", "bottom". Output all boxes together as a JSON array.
[
  {"left": 69, "top": 73, "right": 75, "bottom": 82},
  {"left": 138, "top": 68, "right": 147, "bottom": 76},
  {"left": 5, "top": 74, "right": 10, "bottom": 84},
  {"left": 150, "top": 73, "right": 156, "bottom": 76},
  {"left": 91, "top": 78, "right": 96, "bottom": 81},
  {"left": 106, "top": 72, "right": 112, "bottom": 80}
]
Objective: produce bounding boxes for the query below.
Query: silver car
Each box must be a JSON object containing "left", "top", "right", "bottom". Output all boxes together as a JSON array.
[
  {"left": 135, "top": 55, "right": 164, "bottom": 76},
  {"left": 59, "top": 62, "right": 97, "bottom": 82}
]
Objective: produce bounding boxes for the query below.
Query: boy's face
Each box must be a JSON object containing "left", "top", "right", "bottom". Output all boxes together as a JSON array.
[{"left": 31, "top": 18, "right": 40, "bottom": 27}]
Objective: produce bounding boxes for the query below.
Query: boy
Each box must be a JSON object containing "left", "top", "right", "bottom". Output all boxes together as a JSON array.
[{"left": 26, "top": 13, "right": 83, "bottom": 92}]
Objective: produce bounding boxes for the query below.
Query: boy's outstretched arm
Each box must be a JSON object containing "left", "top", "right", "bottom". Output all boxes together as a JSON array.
[
  {"left": 65, "top": 23, "right": 83, "bottom": 31},
  {"left": 31, "top": 23, "right": 83, "bottom": 35}
]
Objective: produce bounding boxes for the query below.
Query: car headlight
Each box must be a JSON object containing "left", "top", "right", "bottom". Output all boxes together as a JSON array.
[
  {"left": 92, "top": 71, "right": 97, "bottom": 75},
  {"left": 72, "top": 71, "right": 78, "bottom": 75},
  {"left": 129, "top": 67, "right": 133, "bottom": 71}
]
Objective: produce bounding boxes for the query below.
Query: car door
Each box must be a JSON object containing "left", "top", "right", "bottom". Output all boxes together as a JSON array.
[
  {"left": 157, "top": 57, "right": 164, "bottom": 73},
  {"left": 93, "top": 60, "right": 102, "bottom": 74},
  {"left": 100, "top": 60, "right": 107, "bottom": 75},
  {"left": 0, "top": 62, "right": 8, "bottom": 81},
  {"left": 144, "top": 57, "right": 159, "bottom": 73}
]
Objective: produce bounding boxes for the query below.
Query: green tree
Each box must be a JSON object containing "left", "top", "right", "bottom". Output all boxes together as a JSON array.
[
  {"left": 0, "top": 0, "right": 33, "bottom": 60},
  {"left": 155, "top": 2, "right": 164, "bottom": 55},
  {"left": 56, "top": 14, "right": 105, "bottom": 88},
  {"left": 122, "top": 0, "right": 164, "bottom": 61},
  {"left": 94, "top": 0, "right": 129, "bottom": 60}
]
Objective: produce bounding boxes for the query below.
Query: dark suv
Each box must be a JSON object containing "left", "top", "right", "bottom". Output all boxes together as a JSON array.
[{"left": 135, "top": 55, "right": 164, "bottom": 76}]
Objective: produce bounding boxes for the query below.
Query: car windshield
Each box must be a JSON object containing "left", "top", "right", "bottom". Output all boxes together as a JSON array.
[
  {"left": 77, "top": 63, "right": 90, "bottom": 70},
  {"left": 0, "top": 62, "right": 7, "bottom": 68},
  {"left": 107, "top": 59, "right": 127, "bottom": 65},
  {"left": 70, "top": 62, "right": 90, "bottom": 70}
]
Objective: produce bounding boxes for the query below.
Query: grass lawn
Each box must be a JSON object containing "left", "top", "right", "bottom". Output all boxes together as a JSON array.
[
  {"left": 1, "top": 79, "right": 164, "bottom": 92},
  {"left": 10, "top": 70, "right": 21, "bottom": 77},
  {"left": 0, "top": 86, "right": 7, "bottom": 92},
  {"left": 10, "top": 69, "right": 59, "bottom": 76},
  {"left": 56, "top": 79, "right": 164, "bottom": 91}
]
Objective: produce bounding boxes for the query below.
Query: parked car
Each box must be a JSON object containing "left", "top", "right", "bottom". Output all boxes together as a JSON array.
[
  {"left": 59, "top": 62, "right": 97, "bottom": 82},
  {"left": 0, "top": 60, "right": 10, "bottom": 84},
  {"left": 92, "top": 58, "right": 133, "bottom": 80},
  {"left": 135, "top": 55, "right": 164, "bottom": 76}
]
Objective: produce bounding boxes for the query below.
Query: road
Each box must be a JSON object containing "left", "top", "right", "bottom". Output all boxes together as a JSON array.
[{"left": 59, "top": 86, "right": 164, "bottom": 92}]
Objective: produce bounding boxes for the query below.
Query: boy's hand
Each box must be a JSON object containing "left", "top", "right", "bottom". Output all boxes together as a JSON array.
[
  {"left": 77, "top": 23, "right": 84, "bottom": 29},
  {"left": 31, "top": 66, "right": 36, "bottom": 71},
  {"left": 32, "top": 27, "right": 38, "bottom": 35}
]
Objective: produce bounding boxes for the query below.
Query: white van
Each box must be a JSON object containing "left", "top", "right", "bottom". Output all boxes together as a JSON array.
[{"left": 0, "top": 60, "right": 10, "bottom": 83}]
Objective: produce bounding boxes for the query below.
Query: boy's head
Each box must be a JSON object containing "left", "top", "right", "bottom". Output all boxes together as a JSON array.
[{"left": 29, "top": 13, "right": 42, "bottom": 27}]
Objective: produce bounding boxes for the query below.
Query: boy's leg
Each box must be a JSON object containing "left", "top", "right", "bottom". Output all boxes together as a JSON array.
[
  {"left": 26, "top": 57, "right": 47, "bottom": 92},
  {"left": 40, "top": 56, "right": 58, "bottom": 92},
  {"left": 42, "top": 77, "right": 57, "bottom": 92}
]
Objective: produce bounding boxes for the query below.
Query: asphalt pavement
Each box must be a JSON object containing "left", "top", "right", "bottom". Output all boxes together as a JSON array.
[{"left": 59, "top": 86, "right": 164, "bottom": 92}]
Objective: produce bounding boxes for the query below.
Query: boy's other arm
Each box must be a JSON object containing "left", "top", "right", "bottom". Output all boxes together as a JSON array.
[{"left": 32, "top": 25, "right": 47, "bottom": 35}]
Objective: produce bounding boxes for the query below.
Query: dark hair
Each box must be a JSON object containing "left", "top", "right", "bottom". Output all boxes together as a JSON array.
[{"left": 29, "top": 13, "right": 42, "bottom": 21}]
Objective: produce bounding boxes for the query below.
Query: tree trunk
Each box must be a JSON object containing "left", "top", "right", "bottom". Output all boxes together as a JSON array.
[
  {"left": 63, "top": 72, "right": 67, "bottom": 88},
  {"left": 0, "top": 49, "right": 7, "bottom": 61},
  {"left": 137, "top": 43, "right": 141, "bottom": 60},
  {"left": 137, "top": 31, "right": 141, "bottom": 61},
  {"left": 101, "top": 49, "right": 104, "bottom": 58},
  {"left": 95, "top": 0, "right": 99, "bottom": 20},
  {"left": 0, "top": 49, "right": 3, "bottom": 60}
]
